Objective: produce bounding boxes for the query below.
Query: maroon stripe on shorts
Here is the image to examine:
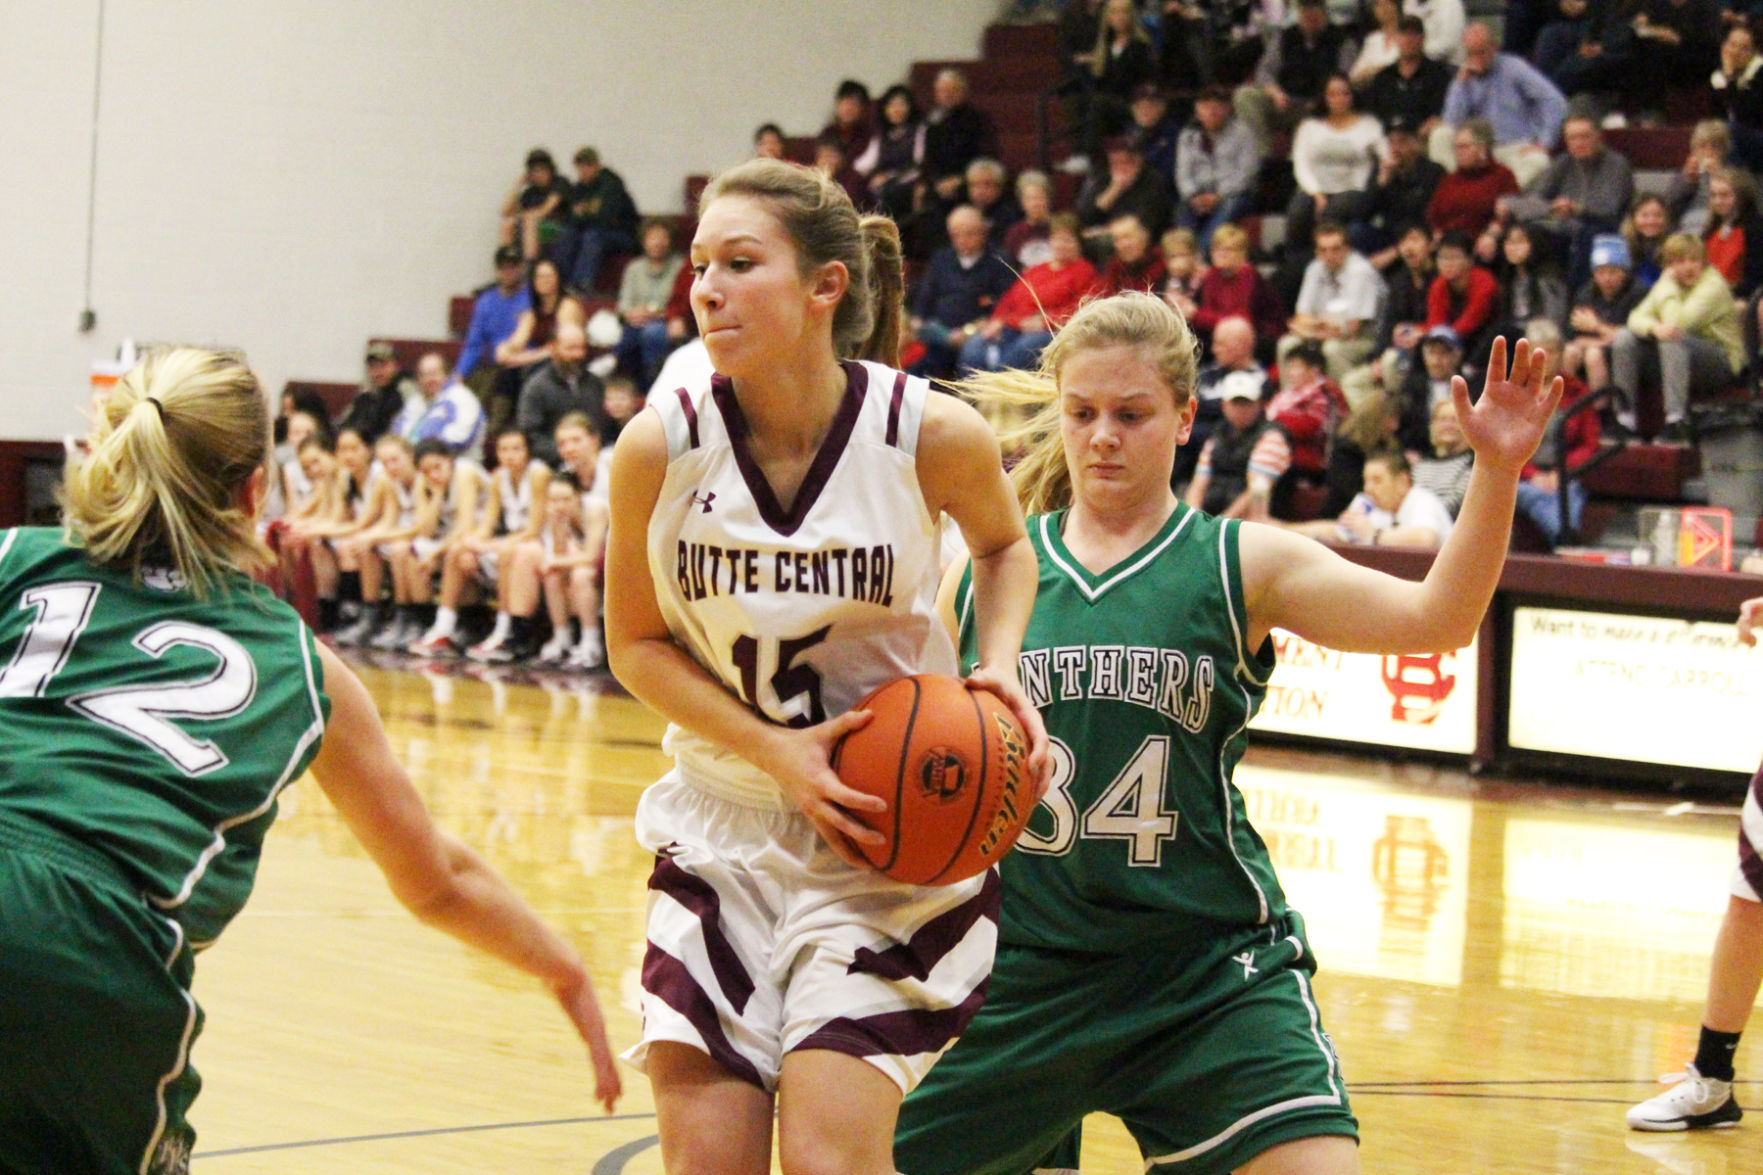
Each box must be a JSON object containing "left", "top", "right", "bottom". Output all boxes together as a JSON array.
[
  {"left": 649, "top": 855, "right": 757, "bottom": 1014},
  {"left": 673, "top": 387, "right": 699, "bottom": 449},
  {"left": 847, "top": 870, "right": 1001, "bottom": 982},
  {"left": 1740, "top": 835, "right": 1763, "bottom": 900},
  {"left": 885, "top": 370, "right": 907, "bottom": 447},
  {"left": 791, "top": 982, "right": 990, "bottom": 1061},
  {"left": 641, "top": 945, "right": 767, "bottom": 1089}
]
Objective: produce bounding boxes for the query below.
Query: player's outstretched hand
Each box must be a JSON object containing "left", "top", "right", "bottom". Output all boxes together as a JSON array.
[
  {"left": 1453, "top": 336, "right": 1564, "bottom": 476},
  {"left": 760, "top": 711, "right": 888, "bottom": 868},
  {"left": 1739, "top": 597, "right": 1763, "bottom": 646},
  {"left": 552, "top": 969, "right": 623, "bottom": 1112},
  {"left": 963, "top": 665, "right": 1052, "bottom": 800}
]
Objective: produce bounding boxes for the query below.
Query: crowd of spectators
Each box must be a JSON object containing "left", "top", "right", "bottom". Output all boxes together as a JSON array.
[{"left": 287, "top": 0, "right": 1763, "bottom": 664}]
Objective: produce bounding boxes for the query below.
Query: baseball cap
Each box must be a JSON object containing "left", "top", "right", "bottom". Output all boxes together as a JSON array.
[
  {"left": 1385, "top": 114, "right": 1419, "bottom": 137},
  {"left": 1220, "top": 371, "right": 1266, "bottom": 402},
  {"left": 365, "top": 341, "right": 396, "bottom": 363},
  {"left": 1589, "top": 233, "right": 1632, "bottom": 271},
  {"left": 1422, "top": 324, "right": 1463, "bottom": 350},
  {"left": 494, "top": 245, "right": 524, "bottom": 267}
]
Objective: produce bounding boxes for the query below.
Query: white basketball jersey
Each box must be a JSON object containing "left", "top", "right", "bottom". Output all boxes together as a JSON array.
[
  {"left": 648, "top": 360, "right": 958, "bottom": 808},
  {"left": 495, "top": 463, "right": 539, "bottom": 533}
]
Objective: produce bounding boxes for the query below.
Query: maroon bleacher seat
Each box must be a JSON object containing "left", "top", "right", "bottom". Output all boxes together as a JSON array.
[
  {"left": 283, "top": 380, "right": 357, "bottom": 424},
  {"left": 1579, "top": 443, "right": 1702, "bottom": 501}
]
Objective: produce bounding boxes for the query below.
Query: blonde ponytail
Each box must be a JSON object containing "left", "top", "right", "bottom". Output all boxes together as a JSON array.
[
  {"left": 64, "top": 347, "right": 270, "bottom": 597},
  {"left": 952, "top": 292, "right": 1201, "bottom": 515},
  {"left": 856, "top": 215, "right": 906, "bottom": 367}
]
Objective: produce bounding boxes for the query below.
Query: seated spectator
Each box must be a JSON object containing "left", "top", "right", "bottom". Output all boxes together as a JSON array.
[
  {"left": 1128, "top": 84, "right": 1181, "bottom": 179},
  {"left": 1158, "top": 227, "right": 1205, "bottom": 302},
  {"left": 499, "top": 148, "right": 569, "bottom": 262},
  {"left": 1357, "top": 116, "right": 1446, "bottom": 263},
  {"left": 411, "top": 428, "right": 551, "bottom": 657},
  {"left": 488, "top": 473, "right": 609, "bottom": 667},
  {"left": 1176, "top": 315, "right": 1276, "bottom": 486},
  {"left": 1183, "top": 370, "right": 1292, "bottom": 519},
  {"left": 553, "top": 147, "right": 639, "bottom": 295},
  {"left": 1411, "top": 0, "right": 1469, "bottom": 65},
  {"left": 1712, "top": 23, "right": 1763, "bottom": 168},
  {"left": 1175, "top": 86, "right": 1262, "bottom": 254},
  {"left": 1630, "top": 0, "right": 1723, "bottom": 119},
  {"left": 1516, "top": 317, "right": 1600, "bottom": 547},
  {"left": 1179, "top": 223, "right": 1286, "bottom": 353},
  {"left": 284, "top": 427, "right": 375, "bottom": 631},
  {"left": 1613, "top": 233, "right": 1745, "bottom": 438},
  {"left": 1496, "top": 114, "right": 1633, "bottom": 291},
  {"left": 1564, "top": 233, "right": 1645, "bottom": 391},
  {"left": 1534, "top": 0, "right": 1638, "bottom": 99},
  {"left": 274, "top": 432, "right": 340, "bottom": 613},
  {"left": 1622, "top": 193, "right": 1671, "bottom": 288},
  {"left": 517, "top": 322, "right": 607, "bottom": 467},
  {"left": 457, "top": 246, "right": 533, "bottom": 404},
  {"left": 821, "top": 79, "right": 874, "bottom": 164},
  {"left": 1426, "top": 119, "right": 1520, "bottom": 240},
  {"left": 329, "top": 434, "right": 422, "bottom": 647},
  {"left": 1232, "top": 0, "right": 1357, "bottom": 154},
  {"left": 1098, "top": 215, "right": 1167, "bottom": 295},
  {"left": 1349, "top": 0, "right": 1405, "bottom": 87},
  {"left": 1281, "top": 221, "right": 1386, "bottom": 380},
  {"left": 964, "top": 158, "right": 1024, "bottom": 249},
  {"left": 1411, "top": 397, "right": 1475, "bottom": 515},
  {"left": 1668, "top": 120, "right": 1733, "bottom": 239},
  {"left": 372, "top": 439, "right": 475, "bottom": 651},
  {"left": 1396, "top": 324, "right": 1466, "bottom": 446},
  {"left": 813, "top": 135, "right": 871, "bottom": 211},
  {"left": 1330, "top": 445, "right": 1455, "bottom": 547},
  {"left": 600, "top": 375, "right": 641, "bottom": 447},
  {"left": 1703, "top": 167, "right": 1763, "bottom": 297},
  {"left": 960, "top": 214, "right": 1099, "bottom": 372},
  {"left": 615, "top": 218, "right": 685, "bottom": 389},
  {"left": 1364, "top": 16, "right": 1453, "bottom": 134},
  {"left": 1075, "top": 0, "right": 1158, "bottom": 161},
  {"left": 265, "top": 407, "right": 325, "bottom": 524},
  {"left": 910, "top": 204, "right": 1018, "bottom": 378},
  {"left": 394, "top": 352, "right": 486, "bottom": 460},
  {"left": 400, "top": 440, "right": 491, "bottom": 638},
  {"left": 753, "top": 122, "right": 789, "bottom": 160},
  {"left": 1284, "top": 74, "right": 1387, "bottom": 268},
  {"left": 493, "top": 258, "right": 586, "bottom": 433},
  {"left": 1078, "top": 137, "right": 1173, "bottom": 240},
  {"left": 1426, "top": 231, "right": 1500, "bottom": 371},
  {"left": 856, "top": 84, "right": 926, "bottom": 222},
  {"left": 1003, "top": 170, "right": 1055, "bottom": 269},
  {"left": 1267, "top": 338, "right": 1350, "bottom": 482},
  {"left": 1342, "top": 224, "right": 1438, "bottom": 406},
  {"left": 918, "top": 69, "right": 996, "bottom": 245},
  {"left": 1318, "top": 385, "right": 1409, "bottom": 515},
  {"left": 1433, "top": 23, "right": 1566, "bottom": 188},
  {"left": 340, "top": 342, "right": 419, "bottom": 445},
  {"left": 1490, "top": 223, "right": 1571, "bottom": 349}
]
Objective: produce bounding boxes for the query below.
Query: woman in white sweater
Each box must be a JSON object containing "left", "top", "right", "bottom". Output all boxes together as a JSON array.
[{"left": 1285, "top": 73, "right": 1387, "bottom": 256}]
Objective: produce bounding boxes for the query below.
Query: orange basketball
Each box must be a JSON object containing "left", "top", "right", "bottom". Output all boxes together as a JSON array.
[{"left": 830, "top": 674, "right": 1034, "bottom": 885}]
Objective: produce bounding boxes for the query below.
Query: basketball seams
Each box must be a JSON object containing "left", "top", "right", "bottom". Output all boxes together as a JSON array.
[
  {"left": 881, "top": 678, "right": 921, "bottom": 873},
  {"left": 931, "top": 685, "right": 992, "bottom": 884}
]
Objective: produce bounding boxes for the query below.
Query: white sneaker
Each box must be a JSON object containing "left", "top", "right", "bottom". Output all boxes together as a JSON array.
[
  {"left": 1627, "top": 1064, "right": 1743, "bottom": 1131},
  {"left": 536, "top": 633, "right": 573, "bottom": 664},
  {"left": 566, "top": 636, "right": 605, "bottom": 671},
  {"left": 465, "top": 632, "right": 507, "bottom": 663}
]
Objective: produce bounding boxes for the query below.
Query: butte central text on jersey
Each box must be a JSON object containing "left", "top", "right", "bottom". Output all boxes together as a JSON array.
[{"left": 647, "top": 361, "right": 957, "bottom": 809}]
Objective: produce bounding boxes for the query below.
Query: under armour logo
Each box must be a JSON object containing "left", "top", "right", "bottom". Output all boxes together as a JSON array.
[
  {"left": 1233, "top": 951, "right": 1259, "bottom": 981},
  {"left": 691, "top": 490, "right": 716, "bottom": 513}
]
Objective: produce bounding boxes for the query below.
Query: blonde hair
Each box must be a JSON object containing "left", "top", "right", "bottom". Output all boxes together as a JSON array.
[
  {"left": 699, "top": 157, "right": 904, "bottom": 365},
  {"left": 1210, "top": 224, "right": 1249, "bottom": 253},
  {"left": 64, "top": 347, "right": 270, "bottom": 597},
  {"left": 951, "top": 292, "right": 1200, "bottom": 515},
  {"left": 1092, "top": 0, "right": 1152, "bottom": 77},
  {"left": 1660, "top": 232, "right": 1707, "bottom": 265}
]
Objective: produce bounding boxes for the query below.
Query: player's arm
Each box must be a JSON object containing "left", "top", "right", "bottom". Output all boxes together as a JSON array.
[
  {"left": 602, "top": 410, "right": 884, "bottom": 863},
  {"left": 917, "top": 393, "right": 1049, "bottom": 784},
  {"left": 1739, "top": 597, "right": 1763, "bottom": 646},
  {"left": 307, "top": 642, "right": 620, "bottom": 1112},
  {"left": 933, "top": 555, "right": 972, "bottom": 646},
  {"left": 1240, "top": 337, "right": 1560, "bottom": 654},
  {"left": 514, "top": 466, "right": 552, "bottom": 541}
]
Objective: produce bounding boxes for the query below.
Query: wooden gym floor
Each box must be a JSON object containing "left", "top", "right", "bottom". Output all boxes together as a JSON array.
[{"left": 186, "top": 655, "right": 1763, "bottom": 1174}]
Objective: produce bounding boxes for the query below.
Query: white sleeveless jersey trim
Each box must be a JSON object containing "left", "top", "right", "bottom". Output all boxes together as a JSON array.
[
  {"left": 647, "top": 361, "right": 955, "bottom": 808},
  {"left": 495, "top": 463, "right": 543, "bottom": 533}
]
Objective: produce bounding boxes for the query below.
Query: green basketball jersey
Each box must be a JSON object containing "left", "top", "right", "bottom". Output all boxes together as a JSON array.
[
  {"left": 0, "top": 528, "right": 329, "bottom": 947},
  {"left": 956, "top": 505, "right": 1284, "bottom": 953}
]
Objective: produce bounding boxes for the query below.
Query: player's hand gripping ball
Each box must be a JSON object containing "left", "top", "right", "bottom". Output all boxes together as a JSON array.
[{"left": 830, "top": 674, "right": 1034, "bottom": 884}]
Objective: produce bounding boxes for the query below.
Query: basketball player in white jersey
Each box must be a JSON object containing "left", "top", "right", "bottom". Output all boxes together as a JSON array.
[
  {"left": 331, "top": 433, "right": 421, "bottom": 645},
  {"left": 410, "top": 427, "right": 549, "bottom": 655},
  {"left": 604, "top": 158, "right": 1050, "bottom": 1175}
]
